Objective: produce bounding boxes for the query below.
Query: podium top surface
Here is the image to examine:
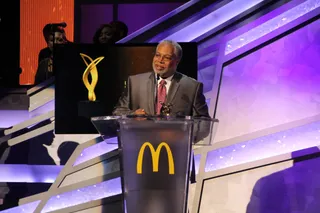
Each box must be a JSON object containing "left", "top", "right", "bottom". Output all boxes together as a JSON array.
[
  {"left": 91, "top": 115, "right": 218, "bottom": 146},
  {"left": 91, "top": 115, "right": 218, "bottom": 122}
]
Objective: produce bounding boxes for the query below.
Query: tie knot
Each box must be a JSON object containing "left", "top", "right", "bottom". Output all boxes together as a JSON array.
[{"left": 160, "top": 79, "right": 166, "bottom": 85}]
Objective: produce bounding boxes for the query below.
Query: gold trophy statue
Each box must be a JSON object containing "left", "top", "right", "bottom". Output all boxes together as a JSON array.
[
  {"left": 80, "top": 53, "right": 104, "bottom": 101},
  {"left": 78, "top": 53, "right": 105, "bottom": 118},
  {"left": 160, "top": 102, "right": 173, "bottom": 116}
]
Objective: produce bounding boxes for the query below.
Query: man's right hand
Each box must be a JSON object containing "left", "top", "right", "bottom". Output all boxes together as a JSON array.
[{"left": 134, "top": 109, "right": 147, "bottom": 115}]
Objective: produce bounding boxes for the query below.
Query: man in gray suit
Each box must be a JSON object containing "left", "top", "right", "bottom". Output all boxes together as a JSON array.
[
  {"left": 113, "top": 40, "right": 209, "bottom": 117},
  {"left": 113, "top": 40, "right": 211, "bottom": 186}
]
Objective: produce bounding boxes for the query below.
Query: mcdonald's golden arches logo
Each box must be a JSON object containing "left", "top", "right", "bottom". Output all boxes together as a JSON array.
[
  {"left": 80, "top": 53, "right": 104, "bottom": 101},
  {"left": 136, "top": 142, "right": 175, "bottom": 175}
]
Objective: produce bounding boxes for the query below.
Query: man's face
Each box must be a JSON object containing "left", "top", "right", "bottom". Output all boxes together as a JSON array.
[
  {"left": 152, "top": 43, "right": 179, "bottom": 78},
  {"left": 47, "top": 32, "right": 66, "bottom": 50}
]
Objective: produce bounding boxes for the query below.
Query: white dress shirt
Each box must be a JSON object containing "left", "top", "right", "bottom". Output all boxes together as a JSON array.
[{"left": 157, "top": 74, "right": 174, "bottom": 94}]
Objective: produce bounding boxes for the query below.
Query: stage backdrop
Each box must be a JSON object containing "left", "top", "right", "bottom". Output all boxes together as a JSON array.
[
  {"left": 54, "top": 43, "right": 197, "bottom": 134},
  {"left": 20, "top": 0, "right": 74, "bottom": 85},
  {"left": 213, "top": 16, "right": 320, "bottom": 143}
]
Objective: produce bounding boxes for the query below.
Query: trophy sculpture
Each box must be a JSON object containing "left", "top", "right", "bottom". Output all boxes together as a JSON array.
[
  {"left": 78, "top": 53, "right": 105, "bottom": 118},
  {"left": 160, "top": 102, "right": 173, "bottom": 116},
  {"left": 80, "top": 53, "right": 104, "bottom": 101}
]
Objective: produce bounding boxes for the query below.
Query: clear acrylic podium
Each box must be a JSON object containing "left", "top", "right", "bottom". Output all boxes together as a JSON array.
[{"left": 91, "top": 115, "right": 218, "bottom": 213}]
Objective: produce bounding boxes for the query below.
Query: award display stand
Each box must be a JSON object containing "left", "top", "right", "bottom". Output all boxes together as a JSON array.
[{"left": 91, "top": 115, "right": 217, "bottom": 213}]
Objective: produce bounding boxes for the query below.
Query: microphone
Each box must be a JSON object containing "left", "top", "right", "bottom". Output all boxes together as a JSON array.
[
  {"left": 51, "top": 22, "right": 67, "bottom": 28},
  {"left": 156, "top": 74, "right": 160, "bottom": 81}
]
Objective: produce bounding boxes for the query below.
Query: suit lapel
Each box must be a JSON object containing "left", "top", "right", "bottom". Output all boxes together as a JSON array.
[
  {"left": 166, "top": 72, "right": 181, "bottom": 104},
  {"left": 147, "top": 73, "right": 156, "bottom": 115}
]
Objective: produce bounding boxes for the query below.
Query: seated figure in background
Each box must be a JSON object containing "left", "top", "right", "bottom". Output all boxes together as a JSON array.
[
  {"left": 93, "top": 21, "right": 128, "bottom": 44},
  {"left": 93, "top": 24, "right": 116, "bottom": 44},
  {"left": 34, "top": 23, "right": 69, "bottom": 85}
]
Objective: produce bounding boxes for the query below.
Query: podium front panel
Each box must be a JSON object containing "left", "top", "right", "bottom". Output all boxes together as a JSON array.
[{"left": 118, "top": 119, "right": 193, "bottom": 213}]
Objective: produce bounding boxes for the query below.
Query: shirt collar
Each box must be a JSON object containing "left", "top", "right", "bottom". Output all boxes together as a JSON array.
[{"left": 157, "top": 73, "right": 174, "bottom": 83}]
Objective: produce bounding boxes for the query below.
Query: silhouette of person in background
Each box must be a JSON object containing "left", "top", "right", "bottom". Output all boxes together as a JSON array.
[
  {"left": 35, "top": 23, "right": 69, "bottom": 85},
  {"left": 57, "top": 141, "right": 79, "bottom": 165},
  {"left": 246, "top": 146, "right": 320, "bottom": 213},
  {"left": 110, "top": 20, "right": 128, "bottom": 42},
  {"left": 93, "top": 21, "right": 128, "bottom": 44}
]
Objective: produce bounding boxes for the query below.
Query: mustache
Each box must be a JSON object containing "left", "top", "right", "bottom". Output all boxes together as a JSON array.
[{"left": 153, "top": 63, "right": 166, "bottom": 67}]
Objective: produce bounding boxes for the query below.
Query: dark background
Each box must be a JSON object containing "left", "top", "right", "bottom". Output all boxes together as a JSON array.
[
  {"left": 0, "top": 0, "right": 20, "bottom": 87},
  {"left": 54, "top": 42, "right": 197, "bottom": 134}
]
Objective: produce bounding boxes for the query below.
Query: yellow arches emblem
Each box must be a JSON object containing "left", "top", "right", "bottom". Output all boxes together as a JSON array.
[{"left": 136, "top": 142, "right": 175, "bottom": 175}]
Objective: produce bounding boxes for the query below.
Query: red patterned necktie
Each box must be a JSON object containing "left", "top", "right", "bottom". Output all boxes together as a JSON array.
[{"left": 156, "top": 79, "right": 167, "bottom": 115}]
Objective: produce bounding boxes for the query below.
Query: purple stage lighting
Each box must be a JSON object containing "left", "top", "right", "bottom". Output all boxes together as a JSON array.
[
  {"left": 0, "top": 201, "right": 40, "bottom": 213},
  {"left": 206, "top": 120, "right": 320, "bottom": 172},
  {"left": 0, "top": 164, "right": 62, "bottom": 183},
  {"left": 73, "top": 137, "right": 118, "bottom": 166},
  {"left": 163, "top": 0, "right": 265, "bottom": 42},
  {"left": 225, "top": 0, "right": 320, "bottom": 55},
  {"left": 41, "top": 178, "right": 122, "bottom": 212}
]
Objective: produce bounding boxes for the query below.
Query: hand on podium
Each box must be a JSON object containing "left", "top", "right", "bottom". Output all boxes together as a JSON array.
[{"left": 134, "top": 108, "right": 147, "bottom": 115}]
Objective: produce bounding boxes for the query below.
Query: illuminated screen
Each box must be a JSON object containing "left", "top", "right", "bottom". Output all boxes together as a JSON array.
[{"left": 214, "top": 18, "right": 320, "bottom": 143}]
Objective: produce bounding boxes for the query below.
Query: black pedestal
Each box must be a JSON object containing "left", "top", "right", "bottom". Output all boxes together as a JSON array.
[{"left": 78, "top": 101, "right": 106, "bottom": 118}]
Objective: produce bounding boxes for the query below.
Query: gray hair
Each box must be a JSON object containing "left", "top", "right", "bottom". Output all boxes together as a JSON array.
[{"left": 158, "top": 40, "right": 183, "bottom": 61}]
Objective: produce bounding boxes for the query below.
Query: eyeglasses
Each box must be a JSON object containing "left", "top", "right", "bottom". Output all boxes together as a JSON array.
[{"left": 154, "top": 53, "right": 175, "bottom": 62}]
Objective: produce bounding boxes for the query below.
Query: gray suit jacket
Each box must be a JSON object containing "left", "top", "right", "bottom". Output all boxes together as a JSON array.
[{"left": 113, "top": 71, "right": 209, "bottom": 117}]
